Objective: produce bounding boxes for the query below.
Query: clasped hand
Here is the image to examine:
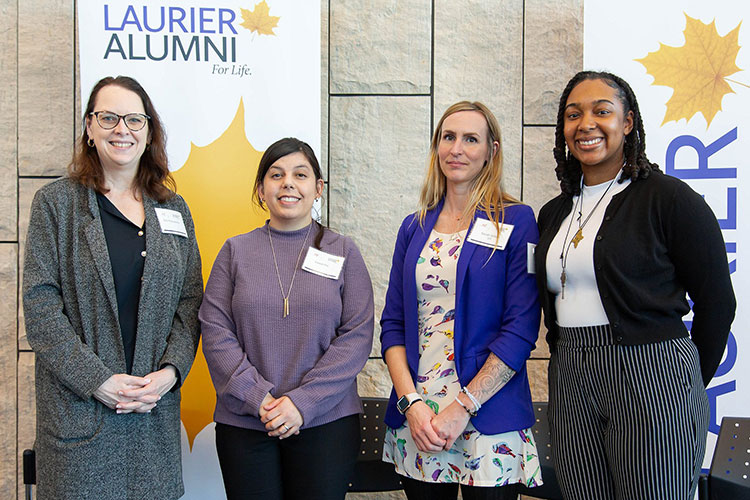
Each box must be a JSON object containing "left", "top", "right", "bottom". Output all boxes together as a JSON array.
[
  {"left": 259, "top": 393, "right": 303, "bottom": 440},
  {"left": 93, "top": 366, "right": 178, "bottom": 414},
  {"left": 406, "top": 400, "right": 470, "bottom": 453}
]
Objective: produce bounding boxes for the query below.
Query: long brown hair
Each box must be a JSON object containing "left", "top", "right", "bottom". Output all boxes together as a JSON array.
[
  {"left": 70, "top": 76, "right": 175, "bottom": 203},
  {"left": 418, "top": 101, "right": 518, "bottom": 228}
]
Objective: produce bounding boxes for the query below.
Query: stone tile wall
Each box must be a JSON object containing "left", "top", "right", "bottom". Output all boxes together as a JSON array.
[{"left": 3, "top": 1, "right": 582, "bottom": 498}]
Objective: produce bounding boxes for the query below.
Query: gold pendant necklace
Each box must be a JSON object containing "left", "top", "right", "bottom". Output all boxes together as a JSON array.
[
  {"left": 559, "top": 176, "right": 617, "bottom": 298},
  {"left": 268, "top": 222, "right": 313, "bottom": 318}
]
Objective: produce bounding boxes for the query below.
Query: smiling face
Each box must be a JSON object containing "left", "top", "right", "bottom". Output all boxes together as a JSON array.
[
  {"left": 563, "top": 78, "right": 634, "bottom": 183},
  {"left": 86, "top": 85, "right": 149, "bottom": 176},
  {"left": 258, "top": 151, "right": 324, "bottom": 231},
  {"left": 437, "top": 110, "right": 498, "bottom": 189}
]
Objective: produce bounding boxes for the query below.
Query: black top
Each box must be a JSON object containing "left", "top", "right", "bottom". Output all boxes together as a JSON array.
[
  {"left": 97, "top": 192, "right": 145, "bottom": 374},
  {"left": 534, "top": 170, "right": 735, "bottom": 385}
]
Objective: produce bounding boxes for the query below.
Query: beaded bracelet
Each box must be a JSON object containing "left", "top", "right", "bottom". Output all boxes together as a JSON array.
[
  {"left": 454, "top": 395, "right": 477, "bottom": 417},
  {"left": 461, "top": 386, "right": 482, "bottom": 413}
]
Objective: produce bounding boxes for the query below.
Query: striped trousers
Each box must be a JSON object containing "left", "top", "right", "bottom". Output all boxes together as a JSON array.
[{"left": 548, "top": 325, "right": 709, "bottom": 500}]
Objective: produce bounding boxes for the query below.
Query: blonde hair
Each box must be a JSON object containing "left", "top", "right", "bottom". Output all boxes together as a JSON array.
[{"left": 417, "top": 101, "right": 518, "bottom": 229}]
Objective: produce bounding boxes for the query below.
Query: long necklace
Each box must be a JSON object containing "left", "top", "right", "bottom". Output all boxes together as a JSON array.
[
  {"left": 559, "top": 176, "right": 617, "bottom": 298},
  {"left": 268, "top": 222, "right": 312, "bottom": 318}
]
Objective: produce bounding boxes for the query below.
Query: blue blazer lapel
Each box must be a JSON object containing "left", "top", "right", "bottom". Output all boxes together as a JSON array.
[
  {"left": 403, "top": 201, "right": 443, "bottom": 372},
  {"left": 454, "top": 214, "right": 479, "bottom": 359}
]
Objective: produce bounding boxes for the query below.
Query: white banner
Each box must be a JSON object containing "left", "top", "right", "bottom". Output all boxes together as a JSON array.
[
  {"left": 584, "top": 0, "right": 748, "bottom": 470},
  {"left": 78, "top": 1, "right": 321, "bottom": 497}
]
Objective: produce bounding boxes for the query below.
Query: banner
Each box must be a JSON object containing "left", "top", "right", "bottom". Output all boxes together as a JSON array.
[
  {"left": 78, "top": 1, "right": 320, "bottom": 496},
  {"left": 584, "top": 0, "right": 748, "bottom": 470}
]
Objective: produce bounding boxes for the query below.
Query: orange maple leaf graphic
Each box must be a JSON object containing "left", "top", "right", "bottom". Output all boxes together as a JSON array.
[
  {"left": 240, "top": 1, "right": 280, "bottom": 36},
  {"left": 635, "top": 14, "right": 744, "bottom": 128}
]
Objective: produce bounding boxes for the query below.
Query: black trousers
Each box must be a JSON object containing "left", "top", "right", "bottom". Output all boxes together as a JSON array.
[
  {"left": 401, "top": 476, "right": 519, "bottom": 500},
  {"left": 215, "top": 415, "right": 360, "bottom": 500}
]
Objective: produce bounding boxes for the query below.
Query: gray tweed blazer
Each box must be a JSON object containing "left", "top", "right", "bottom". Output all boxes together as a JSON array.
[{"left": 23, "top": 177, "right": 203, "bottom": 500}]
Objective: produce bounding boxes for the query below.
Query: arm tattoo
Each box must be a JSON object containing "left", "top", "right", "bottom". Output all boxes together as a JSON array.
[{"left": 467, "top": 353, "right": 515, "bottom": 404}]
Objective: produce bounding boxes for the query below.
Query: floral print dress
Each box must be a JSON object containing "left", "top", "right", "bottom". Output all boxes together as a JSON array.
[{"left": 383, "top": 229, "right": 543, "bottom": 487}]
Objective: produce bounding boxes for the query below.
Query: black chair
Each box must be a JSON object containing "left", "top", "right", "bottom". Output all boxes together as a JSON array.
[
  {"left": 698, "top": 416, "right": 750, "bottom": 500},
  {"left": 23, "top": 448, "right": 35, "bottom": 500},
  {"left": 348, "top": 397, "right": 404, "bottom": 492},
  {"left": 517, "top": 402, "right": 564, "bottom": 500}
]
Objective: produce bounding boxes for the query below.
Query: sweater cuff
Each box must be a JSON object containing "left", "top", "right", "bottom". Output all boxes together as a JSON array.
[
  {"left": 244, "top": 380, "right": 275, "bottom": 418},
  {"left": 284, "top": 387, "right": 316, "bottom": 426}
]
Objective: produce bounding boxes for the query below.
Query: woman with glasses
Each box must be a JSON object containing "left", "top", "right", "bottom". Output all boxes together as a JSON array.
[{"left": 23, "top": 75, "right": 203, "bottom": 499}]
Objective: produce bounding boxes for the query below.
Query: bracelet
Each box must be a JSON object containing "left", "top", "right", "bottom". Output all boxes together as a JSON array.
[
  {"left": 454, "top": 395, "right": 477, "bottom": 417},
  {"left": 461, "top": 386, "right": 481, "bottom": 413}
]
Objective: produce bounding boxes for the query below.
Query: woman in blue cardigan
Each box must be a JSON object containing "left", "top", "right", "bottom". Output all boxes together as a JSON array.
[{"left": 381, "top": 101, "right": 542, "bottom": 499}]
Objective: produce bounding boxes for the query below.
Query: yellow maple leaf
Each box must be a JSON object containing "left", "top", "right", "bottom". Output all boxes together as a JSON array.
[
  {"left": 635, "top": 14, "right": 743, "bottom": 128},
  {"left": 240, "top": 1, "right": 280, "bottom": 36}
]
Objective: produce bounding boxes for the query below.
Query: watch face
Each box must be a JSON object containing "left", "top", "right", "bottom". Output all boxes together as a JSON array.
[{"left": 397, "top": 396, "right": 410, "bottom": 413}]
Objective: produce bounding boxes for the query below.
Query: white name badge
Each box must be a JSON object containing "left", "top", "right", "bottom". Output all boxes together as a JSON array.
[
  {"left": 302, "top": 247, "right": 345, "bottom": 280},
  {"left": 466, "top": 219, "right": 513, "bottom": 250},
  {"left": 527, "top": 243, "right": 536, "bottom": 274},
  {"left": 154, "top": 208, "right": 188, "bottom": 238}
]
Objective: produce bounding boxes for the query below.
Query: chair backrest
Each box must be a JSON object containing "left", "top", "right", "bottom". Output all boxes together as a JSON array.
[
  {"left": 707, "top": 417, "right": 750, "bottom": 499},
  {"left": 517, "top": 402, "right": 564, "bottom": 500},
  {"left": 348, "top": 397, "right": 404, "bottom": 492}
]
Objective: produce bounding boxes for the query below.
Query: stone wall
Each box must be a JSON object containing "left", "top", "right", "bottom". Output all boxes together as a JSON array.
[{"left": 1, "top": 1, "right": 582, "bottom": 498}]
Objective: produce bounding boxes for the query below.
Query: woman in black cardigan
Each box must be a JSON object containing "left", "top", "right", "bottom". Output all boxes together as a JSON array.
[{"left": 534, "top": 71, "right": 735, "bottom": 500}]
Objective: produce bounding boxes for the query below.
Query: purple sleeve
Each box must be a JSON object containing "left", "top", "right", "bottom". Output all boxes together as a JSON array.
[
  {"left": 488, "top": 206, "right": 541, "bottom": 372},
  {"left": 285, "top": 238, "right": 374, "bottom": 423},
  {"left": 199, "top": 240, "right": 275, "bottom": 417}
]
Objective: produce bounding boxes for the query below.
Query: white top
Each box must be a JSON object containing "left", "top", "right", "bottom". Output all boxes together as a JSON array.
[{"left": 546, "top": 174, "right": 631, "bottom": 327}]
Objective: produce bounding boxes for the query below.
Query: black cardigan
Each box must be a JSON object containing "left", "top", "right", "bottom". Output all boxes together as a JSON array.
[{"left": 534, "top": 170, "right": 735, "bottom": 385}]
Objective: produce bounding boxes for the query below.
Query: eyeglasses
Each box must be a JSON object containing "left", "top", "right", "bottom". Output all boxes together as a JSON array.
[{"left": 90, "top": 111, "right": 151, "bottom": 131}]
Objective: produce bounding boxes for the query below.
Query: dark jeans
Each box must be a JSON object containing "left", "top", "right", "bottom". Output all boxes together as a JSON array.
[
  {"left": 402, "top": 476, "right": 520, "bottom": 500},
  {"left": 215, "top": 415, "right": 360, "bottom": 500}
]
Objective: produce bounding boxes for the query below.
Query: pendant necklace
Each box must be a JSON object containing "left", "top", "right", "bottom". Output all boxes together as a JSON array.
[
  {"left": 559, "top": 175, "right": 617, "bottom": 298},
  {"left": 268, "top": 222, "right": 312, "bottom": 318}
]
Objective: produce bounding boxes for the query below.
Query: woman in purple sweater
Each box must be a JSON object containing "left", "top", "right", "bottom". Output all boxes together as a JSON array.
[{"left": 199, "top": 137, "right": 374, "bottom": 500}]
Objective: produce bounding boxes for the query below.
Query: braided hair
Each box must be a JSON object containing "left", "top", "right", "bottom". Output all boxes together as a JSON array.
[{"left": 553, "top": 71, "right": 660, "bottom": 196}]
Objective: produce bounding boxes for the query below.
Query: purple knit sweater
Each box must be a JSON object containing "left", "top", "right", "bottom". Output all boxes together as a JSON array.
[{"left": 199, "top": 222, "right": 374, "bottom": 431}]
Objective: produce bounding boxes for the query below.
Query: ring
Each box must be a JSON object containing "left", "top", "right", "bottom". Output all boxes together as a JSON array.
[{"left": 283, "top": 424, "right": 290, "bottom": 432}]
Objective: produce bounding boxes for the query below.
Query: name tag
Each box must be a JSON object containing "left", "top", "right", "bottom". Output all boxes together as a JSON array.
[
  {"left": 527, "top": 243, "right": 536, "bottom": 274},
  {"left": 466, "top": 219, "right": 513, "bottom": 250},
  {"left": 154, "top": 208, "right": 188, "bottom": 238},
  {"left": 302, "top": 247, "right": 345, "bottom": 280}
]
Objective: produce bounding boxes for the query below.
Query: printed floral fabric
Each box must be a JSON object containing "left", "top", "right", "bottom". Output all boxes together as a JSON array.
[{"left": 383, "top": 229, "right": 542, "bottom": 487}]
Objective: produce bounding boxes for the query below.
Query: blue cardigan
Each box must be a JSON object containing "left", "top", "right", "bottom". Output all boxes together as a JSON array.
[{"left": 380, "top": 200, "right": 541, "bottom": 434}]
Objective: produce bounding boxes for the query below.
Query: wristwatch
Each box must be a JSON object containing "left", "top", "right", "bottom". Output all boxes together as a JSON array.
[{"left": 396, "top": 392, "right": 422, "bottom": 414}]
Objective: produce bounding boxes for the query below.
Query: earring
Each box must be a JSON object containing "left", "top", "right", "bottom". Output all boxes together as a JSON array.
[{"left": 87, "top": 138, "right": 95, "bottom": 147}]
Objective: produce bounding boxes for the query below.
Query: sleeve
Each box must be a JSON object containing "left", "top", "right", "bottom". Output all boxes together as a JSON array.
[
  {"left": 158, "top": 199, "right": 204, "bottom": 388},
  {"left": 199, "top": 239, "right": 275, "bottom": 417},
  {"left": 285, "top": 238, "right": 374, "bottom": 423},
  {"left": 379, "top": 217, "right": 411, "bottom": 356},
  {"left": 665, "top": 184, "right": 736, "bottom": 385},
  {"left": 487, "top": 206, "right": 542, "bottom": 372},
  {"left": 23, "top": 188, "right": 114, "bottom": 400}
]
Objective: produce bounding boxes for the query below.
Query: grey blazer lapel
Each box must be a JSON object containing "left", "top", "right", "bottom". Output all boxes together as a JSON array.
[{"left": 83, "top": 187, "right": 119, "bottom": 316}]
